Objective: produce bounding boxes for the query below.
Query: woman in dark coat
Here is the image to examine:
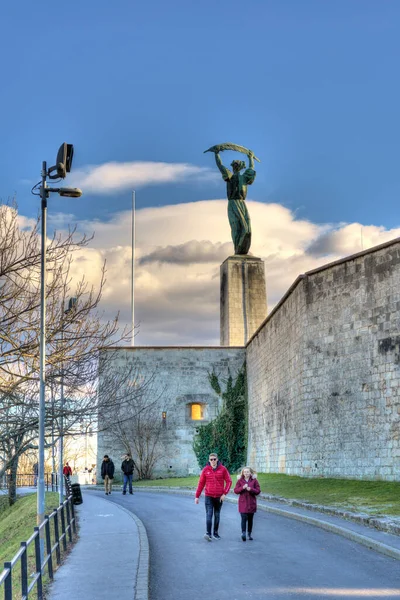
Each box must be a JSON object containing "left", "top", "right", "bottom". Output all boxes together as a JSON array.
[{"left": 234, "top": 466, "right": 261, "bottom": 541}]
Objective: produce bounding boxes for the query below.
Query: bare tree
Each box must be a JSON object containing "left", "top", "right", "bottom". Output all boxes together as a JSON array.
[
  {"left": 101, "top": 367, "right": 176, "bottom": 480},
  {"left": 0, "top": 201, "right": 146, "bottom": 503}
]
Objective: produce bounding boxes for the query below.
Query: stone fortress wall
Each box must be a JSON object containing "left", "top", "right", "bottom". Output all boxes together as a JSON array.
[
  {"left": 246, "top": 238, "right": 400, "bottom": 480},
  {"left": 97, "top": 347, "right": 245, "bottom": 479},
  {"left": 97, "top": 239, "right": 400, "bottom": 481}
]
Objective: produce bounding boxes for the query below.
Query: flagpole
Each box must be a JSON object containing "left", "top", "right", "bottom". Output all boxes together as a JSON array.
[{"left": 131, "top": 190, "right": 135, "bottom": 346}]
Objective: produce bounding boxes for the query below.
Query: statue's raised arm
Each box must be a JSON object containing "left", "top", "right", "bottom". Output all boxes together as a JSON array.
[
  {"left": 214, "top": 151, "right": 232, "bottom": 182},
  {"left": 247, "top": 150, "right": 255, "bottom": 170}
]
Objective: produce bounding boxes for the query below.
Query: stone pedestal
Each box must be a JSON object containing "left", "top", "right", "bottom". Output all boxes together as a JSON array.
[{"left": 220, "top": 255, "right": 267, "bottom": 346}]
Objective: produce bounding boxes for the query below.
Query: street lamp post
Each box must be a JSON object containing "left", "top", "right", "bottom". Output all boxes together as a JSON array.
[
  {"left": 58, "top": 297, "right": 77, "bottom": 504},
  {"left": 37, "top": 161, "right": 48, "bottom": 532},
  {"left": 131, "top": 190, "right": 135, "bottom": 346},
  {"left": 35, "top": 143, "right": 82, "bottom": 552},
  {"left": 58, "top": 319, "right": 66, "bottom": 504}
]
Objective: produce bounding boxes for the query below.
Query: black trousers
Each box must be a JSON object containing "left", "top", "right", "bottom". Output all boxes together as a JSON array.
[
  {"left": 241, "top": 512, "right": 254, "bottom": 533},
  {"left": 205, "top": 496, "right": 223, "bottom": 535}
]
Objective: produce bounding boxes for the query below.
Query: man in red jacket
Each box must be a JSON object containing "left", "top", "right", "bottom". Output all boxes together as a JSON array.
[
  {"left": 63, "top": 462, "right": 73, "bottom": 478},
  {"left": 195, "top": 453, "right": 232, "bottom": 541}
]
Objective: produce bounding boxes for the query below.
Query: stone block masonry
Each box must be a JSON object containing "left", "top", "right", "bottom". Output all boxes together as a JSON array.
[
  {"left": 246, "top": 238, "right": 400, "bottom": 480},
  {"left": 97, "top": 347, "right": 245, "bottom": 479},
  {"left": 220, "top": 255, "right": 267, "bottom": 346}
]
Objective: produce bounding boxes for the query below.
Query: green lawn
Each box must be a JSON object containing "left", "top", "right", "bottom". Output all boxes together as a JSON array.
[
  {"left": 133, "top": 477, "right": 199, "bottom": 488},
  {"left": 255, "top": 473, "right": 400, "bottom": 516},
  {"left": 132, "top": 473, "right": 400, "bottom": 516},
  {"left": 0, "top": 492, "right": 70, "bottom": 600}
]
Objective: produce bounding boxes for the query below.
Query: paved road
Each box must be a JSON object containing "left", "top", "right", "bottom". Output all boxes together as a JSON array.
[{"left": 106, "top": 491, "right": 400, "bottom": 600}]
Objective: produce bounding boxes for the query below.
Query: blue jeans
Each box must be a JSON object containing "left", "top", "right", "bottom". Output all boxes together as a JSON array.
[
  {"left": 205, "top": 496, "right": 222, "bottom": 536},
  {"left": 123, "top": 474, "right": 133, "bottom": 493}
]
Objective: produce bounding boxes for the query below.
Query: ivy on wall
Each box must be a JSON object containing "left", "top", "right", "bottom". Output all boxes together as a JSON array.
[{"left": 193, "top": 362, "right": 247, "bottom": 472}]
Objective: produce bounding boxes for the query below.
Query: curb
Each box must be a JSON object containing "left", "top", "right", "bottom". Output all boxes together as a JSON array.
[
  {"left": 129, "top": 487, "right": 400, "bottom": 562},
  {"left": 258, "top": 494, "right": 400, "bottom": 537},
  {"left": 255, "top": 503, "right": 400, "bottom": 562}
]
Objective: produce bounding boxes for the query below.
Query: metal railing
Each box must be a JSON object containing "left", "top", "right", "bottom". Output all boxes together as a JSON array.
[
  {"left": 64, "top": 476, "right": 72, "bottom": 497},
  {"left": 1, "top": 473, "right": 59, "bottom": 492},
  {"left": 0, "top": 495, "right": 76, "bottom": 600}
]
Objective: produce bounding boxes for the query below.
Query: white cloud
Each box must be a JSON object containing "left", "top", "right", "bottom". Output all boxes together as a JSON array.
[
  {"left": 68, "top": 161, "right": 214, "bottom": 194},
  {"left": 307, "top": 223, "right": 399, "bottom": 257},
  {"left": 139, "top": 240, "right": 232, "bottom": 265},
  {"left": 47, "top": 200, "right": 400, "bottom": 345}
]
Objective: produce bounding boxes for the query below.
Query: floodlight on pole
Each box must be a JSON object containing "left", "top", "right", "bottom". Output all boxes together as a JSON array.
[
  {"left": 35, "top": 143, "right": 82, "bottom": 559},
  {"left": 48, "top": 143, "right": 75, "bottom": 179}
]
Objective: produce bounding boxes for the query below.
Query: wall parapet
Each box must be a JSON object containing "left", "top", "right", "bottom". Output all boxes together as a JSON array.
[{"left": 247, "top": 236, "right": 400, "bottom": 347}]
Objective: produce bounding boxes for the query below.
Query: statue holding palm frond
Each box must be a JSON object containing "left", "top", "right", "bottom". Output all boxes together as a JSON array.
[{"left": 204, "top": 142, "right": 259, "bottom": 255}]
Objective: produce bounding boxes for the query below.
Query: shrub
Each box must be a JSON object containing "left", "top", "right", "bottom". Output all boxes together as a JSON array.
[{"left": 193, "top": 363, "right": 247, "bottom": 472}]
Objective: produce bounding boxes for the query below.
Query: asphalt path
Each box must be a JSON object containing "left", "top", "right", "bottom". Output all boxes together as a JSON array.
[{"left": 106, "top": 491, "right": 400, "bottom": 600}]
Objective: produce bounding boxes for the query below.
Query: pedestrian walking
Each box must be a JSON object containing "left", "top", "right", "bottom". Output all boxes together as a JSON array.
[
  {"left": 234, "top": 466, "right": 261, "bottom": 541},
  {"left": 121, "top": 453, "right": 135, "bottom": 495},
  {"left": 33, "top": 462, "right": 38, "bottom": 487},
  {"left": 63, "top": 461, "right": 73, "bottom": 494},
  {"left": 195, "top": 453, "right": 232, "bottom": 541},
  {"left": 63, "top": 462, "right": 73, "bottom": 479},
  {"left": 101, "top": 455, "right": 115, "bottom": 495}
]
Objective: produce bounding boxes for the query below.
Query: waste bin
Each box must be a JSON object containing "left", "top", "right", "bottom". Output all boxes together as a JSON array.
[{"left": 71, "top": 483, "right": 83, "bottom": 505}]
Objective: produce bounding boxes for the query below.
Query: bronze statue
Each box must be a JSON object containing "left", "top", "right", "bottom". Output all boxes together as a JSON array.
[{"left": 204, "top": 143, "right": 259, "bottom": 255}]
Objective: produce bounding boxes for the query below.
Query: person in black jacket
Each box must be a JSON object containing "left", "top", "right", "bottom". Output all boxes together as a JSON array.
[
  {"left": 33, "top": 462, "right": 38, "bottom": 487},
  {"left": 121, "top": 453, "right": 135, "bottom": 495},
  {"left": 101, "top": 455, "right": 115, "bottom": 495}
]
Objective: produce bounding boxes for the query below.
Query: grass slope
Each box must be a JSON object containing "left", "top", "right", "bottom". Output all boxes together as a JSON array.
[
  {"left": 0, "top": 492, "right": 59, "bottom": 564},
  {"left": 0, "top": 492, "right": 60, "bottom": 599}
]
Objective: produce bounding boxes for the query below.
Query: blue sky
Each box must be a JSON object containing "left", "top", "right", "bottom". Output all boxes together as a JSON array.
[{"left": 1, "top": 1, "right": 400, "bottom": 344}]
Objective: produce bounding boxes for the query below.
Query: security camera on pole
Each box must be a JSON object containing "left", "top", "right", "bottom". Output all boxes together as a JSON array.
[{"left": 35, "top": 143, "right": 82, "bottom": 558}]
